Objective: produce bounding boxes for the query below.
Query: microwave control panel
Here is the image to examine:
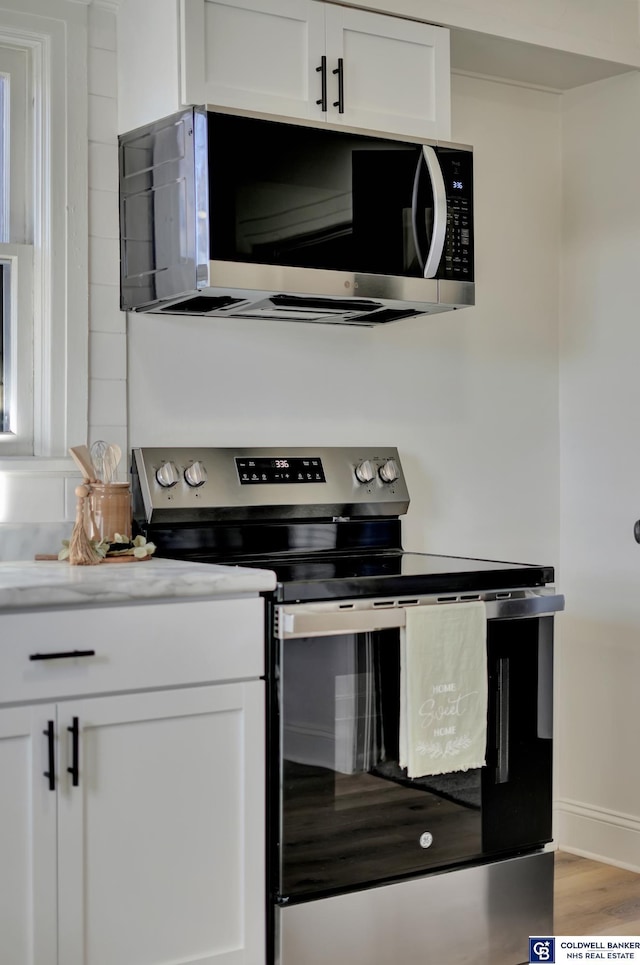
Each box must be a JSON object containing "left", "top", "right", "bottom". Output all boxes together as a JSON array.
[{"left": 439, "top": 148, "right": 474, "bottom": 283}]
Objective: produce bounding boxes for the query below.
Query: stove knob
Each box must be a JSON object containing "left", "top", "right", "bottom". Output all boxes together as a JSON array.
[
  {"left": 355, "top": 460, "right": 375, "bottom": 484},
  {"left": 155, "top": 461, "right": 179, "bottom": 488},
  {"left": 184, "top": 461, "right": 207, "bottom": 488},
  {"left": 379, "top": 459, "right": 399, "bottom": 484}
]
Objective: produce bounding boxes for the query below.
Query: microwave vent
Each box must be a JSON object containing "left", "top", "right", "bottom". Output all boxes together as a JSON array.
[
  {"left": 270, "top": 294, "right": 383, "bottom": 313},
  {"left": 351, "top": 308, "right": 426, "bottom": 324},
  {"left": 160, "top": 295, "right": 246, "bottom": 314}
]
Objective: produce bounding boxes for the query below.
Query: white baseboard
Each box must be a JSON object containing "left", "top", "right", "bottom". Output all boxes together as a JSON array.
[{"left": 555, "top": 798, "right": 640, "bottom": 873}]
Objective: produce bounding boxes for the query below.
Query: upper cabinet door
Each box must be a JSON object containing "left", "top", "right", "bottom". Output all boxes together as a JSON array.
[
  {"left": 181, "top": 0, "right": 326, "bottom": 121},
  {"left": 324, "top": 5, "right": 451, "bottom": 140},
  {"left": 180, "top": 0, "right": 451, "bottom": 140}
]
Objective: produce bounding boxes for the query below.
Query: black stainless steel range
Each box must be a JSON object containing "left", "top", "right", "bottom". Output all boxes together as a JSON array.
[{"left": 131, "top": 446, "right": 564, "bottom": 965}]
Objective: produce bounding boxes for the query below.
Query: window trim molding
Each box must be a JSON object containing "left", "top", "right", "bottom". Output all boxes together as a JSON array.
[{"left": 0, "top": 0, "right": 89, "bottom": 468}]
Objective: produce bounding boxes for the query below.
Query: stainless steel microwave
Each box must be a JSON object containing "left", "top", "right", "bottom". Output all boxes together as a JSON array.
[{"left": 119, "top": 108, "right": 474, "bottom": 326}]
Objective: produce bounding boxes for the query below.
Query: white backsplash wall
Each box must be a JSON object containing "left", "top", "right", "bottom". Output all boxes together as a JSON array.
[
  {"left": 128, "top": 73, "right": 562, "bottom": 567},
  {"left": 87, "top": 2, "right": 128, "bottom": 480}
]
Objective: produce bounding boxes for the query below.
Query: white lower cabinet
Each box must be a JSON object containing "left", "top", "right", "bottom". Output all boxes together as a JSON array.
[
  {"left": 58, "top": 683, "right": 264, "bottom": 965},
  {"left": 0, "top": 598, "right": 266, "bottom": 965},
  {"left": 0, "top": 704, "right": 57, "bottom": 965}
]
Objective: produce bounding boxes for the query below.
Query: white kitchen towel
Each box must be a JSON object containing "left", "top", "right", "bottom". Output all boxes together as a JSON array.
[{"left": 400, "top": 601, "right": 488, "bottom": 778}]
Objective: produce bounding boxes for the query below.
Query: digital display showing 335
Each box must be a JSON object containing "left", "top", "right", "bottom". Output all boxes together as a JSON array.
[{"left": 236, "top": 457, "right": 326, "bottom": 484}]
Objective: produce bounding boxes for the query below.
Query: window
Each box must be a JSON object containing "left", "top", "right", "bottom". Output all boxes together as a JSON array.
[
  {"left": 0, "top": 70, "right": 6, "bottom": 240},
  {"left": 1, "top": 262, "right": 5, "bottom": 428},
  {"left": 0, "top": 243, "right": 33, "bottom": 445},
  {"left": 0, "top": 41, "right": 33, "bottom": 453},
  {"left": 0, "top": 0, "right": 88, "bottom": 465}
]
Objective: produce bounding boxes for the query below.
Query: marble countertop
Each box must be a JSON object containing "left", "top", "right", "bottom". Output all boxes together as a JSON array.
[{"left": 0, "top": 558, "right": 277, "bottom": 613}]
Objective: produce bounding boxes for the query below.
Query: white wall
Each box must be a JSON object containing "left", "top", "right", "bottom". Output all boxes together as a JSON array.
[
  {"left": 556, "top": 70, "right": 640, "bottom": 869},
  {"left": 128, "top": 73, "right": 562, "bottom": 567},
  {"left": 88, "top": 4, "right": 128, "bottom": 469}
]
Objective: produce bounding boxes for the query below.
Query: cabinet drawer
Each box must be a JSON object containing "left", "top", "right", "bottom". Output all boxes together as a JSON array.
[{"left": 0, "top": 597, "right": 264, "bottom": 705}]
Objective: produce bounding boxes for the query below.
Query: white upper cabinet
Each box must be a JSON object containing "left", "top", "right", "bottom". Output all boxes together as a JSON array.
[
  {"left": 180, "top": 0, "right": 451, "bottom": 139},
  {"left": 324, "top": 5, "right": 450, "bottom": 138},
  {"left": 182, "top": 0, "right": 326, "bottom": 122}
]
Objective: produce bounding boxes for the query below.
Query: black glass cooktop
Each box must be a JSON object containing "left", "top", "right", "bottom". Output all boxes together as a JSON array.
[
  {"left": 146, "top": 518, "right": 554, "bottom": 603},
  {"left": 210, "top": 551, "right": 555, "bottom": 603}
]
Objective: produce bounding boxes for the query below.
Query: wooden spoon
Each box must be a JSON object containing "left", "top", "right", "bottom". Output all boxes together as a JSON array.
[{"left": 69, "top": 445, "right": 97, "bottom": 483}]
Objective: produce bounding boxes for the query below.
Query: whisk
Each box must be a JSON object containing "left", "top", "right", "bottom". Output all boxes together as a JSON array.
[{"left": 90, "top": 440, "right": 122, "bottom": 483}]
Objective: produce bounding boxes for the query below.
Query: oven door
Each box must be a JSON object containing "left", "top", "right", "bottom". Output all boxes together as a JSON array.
[{"left": 269, "top": 589, "right": 563, "bottom": 904}]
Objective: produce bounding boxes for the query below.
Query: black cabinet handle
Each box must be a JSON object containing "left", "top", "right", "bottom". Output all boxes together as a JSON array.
[
  {"left": 29, "top": 649, "right": 96, "bottom": 661},
  {"left": 43, "top": 720, "right": 55, "bottom": 791},
  {"left": 332, "top": 58, "right": 344, "bottom": 113},
  {"left": 315, "top": 55, "right": 327, "bottom": 111},
  {"left": 67, "top": 717, "right": 80, "bottom": 787}
]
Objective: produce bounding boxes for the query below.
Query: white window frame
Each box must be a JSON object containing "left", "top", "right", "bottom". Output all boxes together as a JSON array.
[{"left": 0, "top": 0, "right": 89, "bottom": 466}]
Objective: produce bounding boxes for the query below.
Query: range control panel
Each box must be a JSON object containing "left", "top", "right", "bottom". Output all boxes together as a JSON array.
[
  {"left": 236, "top": 456, "right": 326, "bottom": 485},
  {"left": 132, "top": 447, "right": 410, "bottom": 524}
]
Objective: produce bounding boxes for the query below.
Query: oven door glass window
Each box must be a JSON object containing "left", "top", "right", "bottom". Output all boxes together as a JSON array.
[{"left": 275, "top": 618, "right": 552, "bottom": 902}]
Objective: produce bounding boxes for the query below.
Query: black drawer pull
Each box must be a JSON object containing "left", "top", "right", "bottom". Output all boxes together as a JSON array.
[
  {"left": 43, "top": 720, "right": 55, "bottom": 791},
  {"left": 67, "top": 717, "right": 80, "bottom": 787},
  {"left": 29, "top": 649, "right": 96, "bottom": 661}
]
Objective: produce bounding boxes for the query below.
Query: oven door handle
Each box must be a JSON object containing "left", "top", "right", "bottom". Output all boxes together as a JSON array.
[{"left": 276, "top": 591, "right": 565, "bottom": 639}]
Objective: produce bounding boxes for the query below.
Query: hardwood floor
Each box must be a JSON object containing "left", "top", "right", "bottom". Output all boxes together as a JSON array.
[{"left": 556, "top": 851, "right": 640, "bottom": 934}]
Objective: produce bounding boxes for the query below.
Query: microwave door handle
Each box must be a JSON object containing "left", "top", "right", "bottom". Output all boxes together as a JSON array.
[
  {"left": 417, "top": 145, "right": 448, "bottom": 279},
  {"left": 411, "top": 153, "right": 426, "bottom": 271}
]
